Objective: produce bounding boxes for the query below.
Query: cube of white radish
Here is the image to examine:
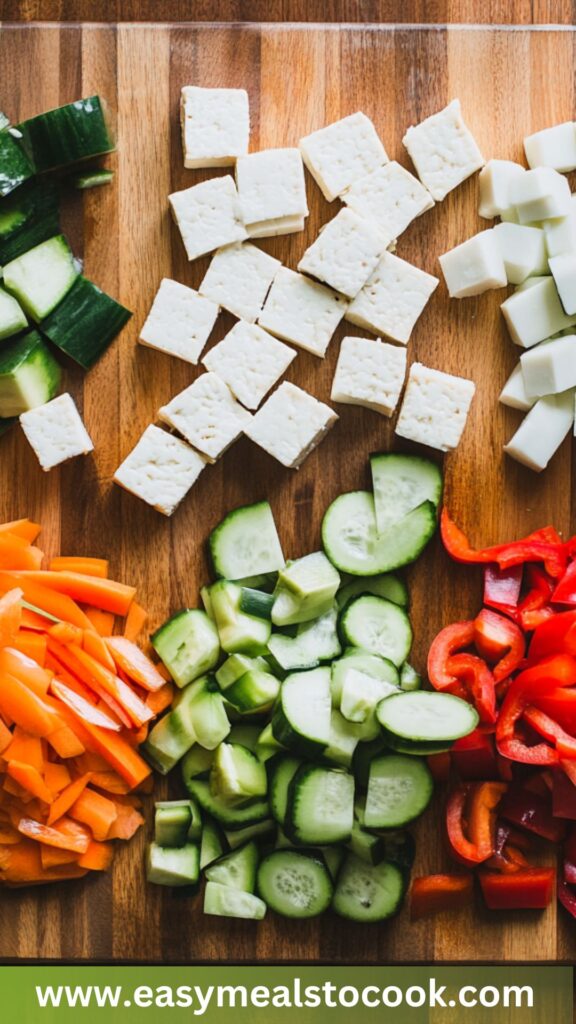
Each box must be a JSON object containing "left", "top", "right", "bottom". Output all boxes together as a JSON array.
[
  {"left": 478, "top": 160, "right": 526, "bottom": 219},
  {"left": 493, "top": 223, "right": 547, "bottom": 285},
  {"left": 520, "top": 335, "right": 576, "bottom": 397},
  {"left": 20, "top": 393, "right": 94, "bottom": 472},
  {"left": 524, "top": 122, "right": 576, "bottom": 173},
  {"left": 544, "top": 201, "right": 576, "bottom": 256},
  {"left": 402, "top": 99, "right": 484, "bottom": 201},
  {"left": 395, "top": 362, "right": 476, "bottom": 452},
  {"left": 549, "top": 252, "right": 576, "bottom": 315},
  {"left": 499, "top": 364, "right": 537, "bottom": 412},
  {"left": 508, "top": 167, "right": 571, "bottom": 224},
  {"left": 500, "top": 207, "right": 520, "bottom": 223},
  {"left": 180, "top": 87, "right": 249, "bottom": 169},
  {"left": 297, "top": 208, "right": 386, "bottom": 299},
  {"left": 500, "top": 277, "right": 576, "bottom": 348},
  {"left": 330, "top": 335, "right": 407, "bottom": 416},
  {"left": 299, "top": 113, "right": 389, "bottom": 203},
  {"left": 439, "top": 230, "right": 507, "bottom": 298},
  {"left": 514, "top": 275, "right": 550, "bottom": 292},
  {"left": 504, "top": 390, "right": 575, "bottom": 472},
  {"left": 342, "top": 161, "right": 434, "bottom": 241}
]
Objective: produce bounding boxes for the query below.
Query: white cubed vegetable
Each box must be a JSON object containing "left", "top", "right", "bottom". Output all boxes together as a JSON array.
[
  {"left": 439, "top": 230, "right": 507, "bottom": 297},
  {"left": 199, "top": 243, "right": 281, "bottom": 323},
  {"left": 180, "top": 86, "right": 249, "bottom": 169},
  {"left": 114, "top": 424, "right": 207, "bottom": 516},
  {"left": 523, "top": 122, "right": 576, "bottom": 173},
  {"left": 330, "top": 335, "right": 407, "bottom": 416},
  {"left": 500, "top": 277, "right": 576, "bottom": 348},
  {"left": 395, "top": 362, "right": 476, "bottom": 452},
  {"left": 549, "top": 252, "right": 576, "bottom": 314},
  {"left": 493, "top": 223, "right": 547, "bottom": 285},
  {"left": 258, "top": 267, "right": 347, "bottom": 357},
  {"left": 297, "top": 208, "right": 386, "bottom": 299},
  {"left": 244, "top": 381, "right": 338, "bottom": 469},
  {"left": 139, "top": 279, "right": 219, "bottom": 364},
  {"left": 504, "top": 390, "right": 575, "bottom": 472},
  {"left": 299, "top": 113, "right": 388, "bottom": 202},
  {"left": 169, "top": 176, "right": 247, "bottom": 261},
  {"left": 248, "top": 215, "right": 305, "bottom": 239},
  {"left": 345, "top": 251, "right": 438, "bottom": 344},
  {"left": 402, "top": 99, "right": 484, "bottom": 202},
  {"left": 544, "top": 201, "right": 576, "bottom": 256},
  {"left": 342, "top": 160, "right": 434, "bottom": 241},
  {"left": 508, "top": 167, "right": 571, "bottom": 224},
  {"left": 499, "top": 363, "right": 537, "bottom": 412},
  {"left": 520, "top": 334, "right": 576, "bottom": 397},
  {"left": 202, "top": 321, "right": 296, "bottom": 410},
  {"left": 236, "top": 148, "right": 308, "bottom": 236},
  {"left": 478, "top": 160, "right": 526, "bottom": 219},
  {"left": 20, "top": 393, "right": 94, "bottom": 472},
  {"left": 158, "top": 372, "right": 252, "bottom": 462},
  {"left": 500, "top": 207, "right": 520, "bottom": 223}
]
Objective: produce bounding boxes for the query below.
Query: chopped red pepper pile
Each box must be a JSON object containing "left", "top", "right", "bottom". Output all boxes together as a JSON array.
[{"left": 411, "top": 509, "right": 576, "bottom": 921}]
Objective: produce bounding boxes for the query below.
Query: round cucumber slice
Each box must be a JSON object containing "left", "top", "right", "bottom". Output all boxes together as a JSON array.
[
  {"left": 338, "top": 594, "right": 412, "bottom": 666},
  {"left": 337, "top": 572, "right": 409, "bottom": 609},
  {"left": 364, "top": 754, "right": 433, "bottom": 828},
  {"left": 257, "top": 849, "right": 333, "bottom": 918},
  {"left": 332, "top": 854, "right": 404, "bottom": 922},
  {"left": 376, "top": 691, "right": 479, "bottom": 743}
]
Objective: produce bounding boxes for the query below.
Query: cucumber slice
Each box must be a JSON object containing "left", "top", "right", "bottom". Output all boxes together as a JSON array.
[
  {"left": 0, "top": 178, "right": 60, "bottom": 265},
  {"left": 381, "top": 830, "right": 416, "bottom": 880},
  {"left": 72, "top": 169, "right": 114, "bottom": 189},
  {"left": 272, "top": 667, "right": 331, "bottom": 757},
  {"left": 154, "top": 799, "right": 202, "bottom": 846},
  {"left": 209, "top": 580, "right": 271, "bottom": 655},
  {"left": 151, "top": 609, "right": 220, "bottom": 689},
  {"left": 41, "top": 276, "right": 132, "bottom": 368},
  {"left": 322, "top": 491, "right": 437, "bottom": 575},
  {"left": 228, "top": 723, "right": 261, "bottom": 752},
  {"left": 205, "top": 840, "right": 259, "bottom": 893},
  {"left": 382, "top": 734, "right": 454, "bottom": 756},
  {"left": 376, "top": 691, "right": 479, "bottom": 744},
  {"left": 324, "top": 709, "right": 364, "bottom": 768},
  {"left": 331, "top": 649, "right": 400, "bottom": 707},
  {"left": 17, "top": 96, "right": 114, "bottom": 172},
  {"left": 225, "top": 668, "right": 280, "bottom": 713},
  {"left": 204, "top": 881, "right": 266, "bottom": 919},
  {"left": 272, "top": 552, "right": 340, "bottom": 626},
  {"left": 269, "top": 755, "right": 302, "bottom": 825},
  {"left": 181, "top": 743, "right": 214, "bottom": 784},
  {"left": 332, "top": 853, "right": 404, "bottom": 922},
  {"left": 268, "top": 606, "right": 341, "bottom": 672},
  {"left": 370, "top": 452, "right": 443, "bottom": 535},
  {"left": 0, "top": 126, "right": 34, "bottom": 197},
  {"left": 0, "top": 287, "right": 27, "bottom": 340},
  {"left": 340, "top": 668, "right": 399, "bottom": 723},
  {"left": 347, "top": 822, "right": 385, "bottom": 865},
  {"left": 338, "top": 594, "right": 412, "bottom": 666},
  {"left": 337, "top": 572, "right": 409, "bottom": 609},
  {"left": 320, "top": 845, "right": 345, "bottom": 881},
  {"left": 200, "top": 817, "right": 227, "bottom": 869},
  {"left": 210, "top": 743, "right": 267, "bottom": 804},
  {"left": 223, "top": 818, "right": 275, "bottom": 849},
  {"left": 209, "top": 501, "right": 285, "bottom": 580},
  {"left": 352, "top": 735, "right": 388, "bottom": 788},
  {"left": 3, "top": 235, "right": 78, "bottom": 321},
  {"left": 257, "top": 849, "right": 333, "bottom": 918},
  {"left": 255, "top": 722, "right": 285, "bottom": 763},
  {"left": 142, "top": 706, "right": 197, "bottom": 774},
  {"left": 186, "top": 778, "right": 270, "bottom": 831},
  {"left": 146, "top": 842, "right": 200, "bottom": 887},
  {"left": 285, "top": 764, "right": 355, "bottom": 845},
  {"left": 0, "top": 330, "right": 61, "bottom": 417},
  {"left": 400, "top": 662, "right": 422, "bottom": 691},
  {"left": 365, "top": 753, "right": 433, "bottom": 828},
  {"left": 184, "top": 676, "right": 231, "bottom": 751},
  {"left": 216, "top": 653, "right": 268, "bottom": 690}
]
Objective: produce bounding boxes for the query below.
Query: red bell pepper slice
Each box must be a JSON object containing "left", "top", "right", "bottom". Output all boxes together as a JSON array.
[
  {"left": 497, "top": 680, "right": 560, "bottom": 766},
  {"left": 473, "top": 609, "right": 525, "bottom": 682},
  {"left": 557, "top": 879, "right": 576, "bottom": 918},
  {"left": 528, "top": 611, "right": 576, "bottom": 662},
  {"left": 445, "top": 783, "right": 504, "bottom": 866},
  {"left": 440, "top": 509, "right": 567, "bottom": 578},
  {"left": 410, "top": 874, "right": 474, "bottom": 920},
  {"left": 446, "top": 787, "right": 485, "bottom": 866},
  {"left": 552, "top": 772, "right": 576, "bottom": 820},
  {"left": 519, "top": 607, "right": 556, "bottom": 632},
  {"left": 485, "top": 820, "right": 532, "bottom": 873},
  {"left": 483, "top": 564, "right": 522, "bottom": 617},
  {"left": 534, "top": 689, "right": 576, "bottom": 735},
  {"left": 479, "top": 868, "right": 555, "bottom": 910},
  {"left": 452, "top": 729, "right": 499, "bottom": 781},
  {"left": 523, "top": 706, "right": 576, "bottom": 759},
  {"left": 446, "top": 653, "right": 496, "bottom": 724},
  {"left": 499, "top": 785, "right": 567, "bottom": 843},
  {"left": 427, "top": 620, "right": 474, "bottom": 695},
  {"left": 563, "top": 827, "right": 576, "bottom": 884},
  {"left": 552, "top": 560, "right": 576, "bottom": 606},
  {"left": 519, "top": 565, "right": 554, "bottom": 612}
]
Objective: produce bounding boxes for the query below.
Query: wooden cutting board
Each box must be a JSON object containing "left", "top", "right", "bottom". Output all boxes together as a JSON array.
[{"left": 0, "top": 22, "right": 575, "bottom": 963}]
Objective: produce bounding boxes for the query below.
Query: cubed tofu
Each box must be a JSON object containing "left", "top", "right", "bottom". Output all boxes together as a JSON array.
[
  {"left": 342, "top": 160, "right": 434, "bottom": 241},
  {"left": 402, "top": 99, "right": 484, "bottom": 202},
  {"left": 331, "top": 335, "right": 407, "bottom": 415},
  {"left": 544, "top": 199, "right": 576, "bottom": 256},
  {"left": 114, "top": 424, "right": 207, "bottom": 516},
  {"left": 439, "top": 230, "right": 507, "bottom": 298},
  {"left": 524, "top": 122, "right": 576, "bottom": 173},
  {"left": 180, "top": 86, "right": 249, "bottom": 169},
  {"left": 345, "top": 252, "right": 438, "bottom": 345},
  {"left": 501, "top": 277, "right": 576, "bottom": 348},
  {"left": 248, "top": 215, "right": 305, "bottom": 239},
  {"left": 297, "top": 208, "right": 386, "bottom": 298},
  {"left": 158, "top": 372, "right": 252, "bottom": 462},
  {"left": 20, "top": 392, "right": 94, "bottom": 472},
  {"left": 520, "top": 334, "right": 576, "bottom": 397},
  {"left": 499, "top": 363, "right": 537, "bottom": 412},
  {"left": 258, "top": 267, "right": 347, "bottom": 357},
  {"left": 508, "top": 167, "right": 571, "bottom": 224},
  {"left": 492, "top": 223, "right": 547, "bottom": 285},
  {"left": 199, "top": 243, "right": 281, "bottom": 323},
  {"left": 395, "top": 362, "right": 476, "bottom": 452},
  {"left": 504, "top": 390, "right": 575, "bottom": 472},
  {"left": 202, "top": 321, "right": 296, "bottom": 409},
  {"left": 139, "top": 278, "right": 219, "bottom": 364},
  {"left": 478, "top": 160, "right": 526, "bottom": 219},
  {"left": 549, "top": 252, "right": 576, "bottom": 314},
  {"left": 169, "top": 176, "right": 247, "bottom": 261},
  {"left": 299, "top": 112, "right": 388, "bottom": 202},
  {"left": 244, "top": 381, "right": 338, "bottom": 468},
  {"left": 235, "top": 148, "right": 308, "bottom": 236}
]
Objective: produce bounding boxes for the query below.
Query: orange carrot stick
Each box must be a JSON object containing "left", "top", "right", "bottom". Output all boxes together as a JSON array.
[
  {"left": 70, "top": 787, "right": 118, "bottom": 840},
  {"left": 48, "top": 622, "right": 84, "bottom": 645},
  {"left": 123, "top": 602, "right": 148, "bottom": 641},
  {"left": 50, "top": 680, "right": 122, "bottom": 733},
  {"left": 0, "top": 674, "right": 62, "bottom": 737},
  {"left": 77, "top": 841, "right": 114, "bottom": 871},
  {"left": 46, "top": 724, "right": 85, "bottom": 760},
  {"left": 0, "top": 520, "right": 41, "bottom": 543},
  {"left": 66, "top": 645, "right": 153, "bottom": 728},
  {"left": 0, "top": 534, "right": 43, "bottom": 570},
  {"left": 8, "top": 572, "right": 136, "bottom": 617},
  {"left": 106, "top": 802, "right": 144, "bottom": 840},
  {"left": 0, "top": 720, "right": 12, "bottom": 754},
  {"left": 12, "top": 631, "right": 47, "bottom": 665},
  {"left": 0, "top": 573, "right": 92, "bottom": 629},
  {"left": 83, "top": 608, "right": 115, "bottom": 637},
  {"left": 75, "top": 719, "right": 151, "bottom": 789},
  {"left": 104, "top": 637, "right": 165, "bottom": 693},
  {"left": 0, "top": 648, "right": 53, "bottom": 694},
  {"left": 7, "top": 762, "right": 53, "bottom": 804},
  {"left": 40, "top": 845, "right": 79, "bottom": 868},
  {"left": 18, "top": 817, "right": 90, "bottom": 854},
  {"left": 82, "top": 630, "right": 116, "bottom": 672},
  {"left": 146, "top": 681, "right": 174, "bottom": 717},
  {"left": 47, "top": 773, "right": 92, "bottom": 827},
  {"left": 49, "top": 557, "right": 109, "bottom": 579},
  {"left": 0, "top": 588, "right": 23, "bottom": 647},
  {"left": 43, "top": 762, "right": 71, "bottom": 793},
  {"left": 4, "top": 729, "right": 44, "bottom": 772},
  {"left": 89, "top": 771, "right": 131, "bottom": 795}
]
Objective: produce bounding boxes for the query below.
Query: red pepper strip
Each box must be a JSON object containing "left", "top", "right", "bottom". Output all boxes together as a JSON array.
[
  {"left": 473, "top": 609, "right": 525, "bottom": 683},
  {"left": 523, "top": 706, "right": 576, "bottom": 759},
  {"left": 499, "top": 786, "right": 567, "bottom": 843},
  {"left": 446, "top": 785, "right": 502, "bottom": 866},
  {"left": 552, "top": 772, "right": 576, "bottom": 820},
  {"left": 562, "top": 759, "right": 576, "bottom": 786},
  {"left": 452, "top": 729, "right": 499, "bottom": 781},
  {"left": 497, "top": 679, "right": 560, "bottom": 766},
  {"left": 426, "top": 621, "right": 474, "bottom": 695},
  {"left": 410, "top": 874, "right": 474, "bottom": 920},
  {"left": 447, "top": 653, "right": 496, "bottom": 724},
  {"left": 519, "top": 607, "right": 555, "bottom": 632},
  {"left": 483, "top": 564, "right": 523, "bottom": 617},
  {"left": 558, "top": 879, "right": 576, "bottom": 918},
  {"left": 528, "top": 611, "right": 576, "bottom": 662},
  {"left": 526, "top": 526, "right": 563, "bottom": 545},
  {"left": 519, "top": 565, "right": 554, "bottom": 612},
  {"left": 440, "top": 509, "right": 567, "bottom": 578},
  {"left": 534, "top": 689, "right": 576, "bottom": 735},
  {"left": 467, "top": 781, "right": 507, "bottom": 859},
  {"left": 552, "top": 560, "right": 576, "bottom": 606},
  {"left": 427, "top": 751, "right": 451, "bottom": 783},
  {"left": 479, "top": 868, "right": 555, "bottom": 910}
]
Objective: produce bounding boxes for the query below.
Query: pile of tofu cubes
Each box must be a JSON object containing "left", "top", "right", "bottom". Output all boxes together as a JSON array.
[
  {"left": 438, "top": 120, "right": 576, "bottom": 472},
  {"left": 115, "top": 89, "right": 481, "bottom": 515}
]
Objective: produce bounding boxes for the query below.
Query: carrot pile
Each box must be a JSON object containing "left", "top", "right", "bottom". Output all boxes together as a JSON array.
[{"left": 0, "top": 518, "right": 172, "bottom": 886}]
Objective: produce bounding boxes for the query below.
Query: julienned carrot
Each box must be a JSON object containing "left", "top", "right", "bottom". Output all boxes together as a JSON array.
[
  {"left": 0, "top": 674, "right": 62, "bottom": 738},
  {"left": 0, "top": 647, "right": 53, "bottom": 694},
  {"left": 89, "top": 771, "right": 131, "bottom": 795},
  {"left": 43, "top": 762, "right": 71, "bottom": 794},
  {"left": 83, "top": 630, "right": 116, "bottom": 673},
  {"left": 146, "top": 681, "right": 174, "bottom": 716},
  {"left": 0, "top": 574, "right": 92, "bottom": 630},
  {"left": 47, "top": 639, "right": 133, "bottom": 729},
  {"left": 84, "top": 607, "right": 115, "bottom": 637},
  {"left": 18, "top": 817, "right": 90, "bottom": 854},
  {"left": 70, "top": 787, "right": 117, "bottom": 841},
  {"left": 105, "top": 637, "right": 166, "bottom": 693},
  {"left": 76, "top": 718, "right": 151, "bottom": 789},
  {"left": 49, "top": 557, "right": 109, "bottom": 579},
  {"left": 7, "top": 572, "right": 136, "bottom": 617},
  {"left": 51, "top": 680, "right": 122, "bottom": 733},
  {"left": 0, "top": 720, "right": 12, "bottom": 754},
  {"left": 49, "top": 622, "right": 84, "bottom": 645},
  {"left": 0, "top": 520, "right": 41, "bottom": 543},
  {"left": 0, "top": 588, "right": 23, "bottom": 647},
  {"left": 106, "top": 802, "right": 144, "bottom": 840},
  {"left": 21, "top": 607, "right": 54, "bottom": 631},
  {"left": 4, "top": 730, "right": 44, "bottom": 773},
  {"left": 0, "top": 534, "right": 43, "bottom": 570},
  {"left": 40, "top": 844, "right": 79, "bottom": 868},
  {"left": 0, "top": 823, "right": 20, "bottom": 845},
  {"left": 65, "top": 644, "right": 153, "bottom": 728},
  {"left": 7, "top": 762, "right": 53, "bottom": 804},
  {"left": 77, "top": 841, "right": 114, "bottom": 871},
  {"left": 47, "top": 772, "right": 92, "bottom": 827},
  {"left": 46, "top": 724, "right": 86, "bottom": 760},
  {"left": 124, "top": 601, "right": 147, "bottom": 641},
  {"left": 12, "top": 631, "right": 47, "bottom": 665}
]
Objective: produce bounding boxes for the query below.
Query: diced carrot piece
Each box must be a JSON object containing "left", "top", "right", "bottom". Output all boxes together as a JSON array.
[
  {"left": 0, "top": 648, "right": 52, "bottom": 695},
  {"left": 0, "top": 822, "right": 20, "bottom": 844},
  {"left": 77, "top": 719, "right": 151, "bottom": 789},
  {"left": 0, "top": 674, "right": 62, "bottom": 737},
  {"left": 18, "top": 816, "right": 90, "bottom": 854},
  {"left": 4, "top": 729, "right": 44, "bottom": 772},
  {"left": 0, "top": 534, "right": 43, "bottom": 570},
  {"left": 123, "top": 602, "right": 148, "bottom": 641},
  {"left": 0, "top": 573, "right": 92, "bottom": 629},
  {"left": 12, "top": 631, "right": 47, "bottom": 665},
  {"left": 77, "top": 840, "right": 114, "bottom": 871},
  {"left": 0, "top": 719, "right": 12, "bottom": 754},
  {"left": 43, "top": 762, "right": 71, "bottom": 793},
  {"left": 49, "top": 557, "right": 109, "bottom": 579},
  {"left": 47, "top": 724, "right": 85, "bottom": 760},
  {"left": 8, "top": 572, "right": 136, "bottom": 617},
  {"left": 105, "top": 637, "right": 165, "bottom": 692},
  {"left": 84, "top": 607, "right": 115, "bottom": 637},
  {"left": 146, "top": 681, "right": 174, "bottom": 716},
  {"left": 74, "top": 752, "right": 111, "bottom": 774},
  {"left": 50, "top": 679, "right": 122, "bottom": 733},
  {"left": 83, "top": 630, "right": 116, "bottom": 672},
  {"left": 0, "top": 520, "right": 41, "bottom": 543},
  {"left": 106, "top": 802, "right": 144, "bottom": 840},
  {"left": 21, "top": 607, "right": 54, "bottom": 631},
  {"left": 47, "top": 773, "right": 92, "bottom": 827},
  {"left": 0, "top": 588, "right": 22, "bottom": 647},
  {"left": 48, "top": 622, "right": 84, "bottom": 645},
  {"left": 40, "top": 845, "right": 79, "bottom": 868},
  {"left": 70, "top": 787, "right": 117, "bottom": 841},
  {"left": 0, "top": 840, "right": 44, "bottom": 882},
  {"left": 89, "top": 771, "right": 131, "bottom": 795},
  {"left": 7, "top": 762, "right": 53, "bottom": 804},
  {"left": 3, "top": 777, "right": 33, "bottom": 801}
]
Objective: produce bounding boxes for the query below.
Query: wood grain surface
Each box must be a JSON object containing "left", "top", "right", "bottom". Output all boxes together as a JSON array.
[{"left": 0, "top": 22, "right": 575, "bottom": 963}]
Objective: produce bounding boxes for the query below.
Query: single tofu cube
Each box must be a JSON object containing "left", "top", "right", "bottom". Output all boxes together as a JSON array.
[
  {"left": 500, "top": 207, "right": 520, "bottom": 223},
  {"left": 549, "top": 252, "right": 576, "bottom": 315},
  {"left": 524, "top": 121, "right": 576, "bottom": 173},
  {"left": 402, "top": 99, "right": 484, "bottom": 202},
  {"left": 180, "top": 86, "right": 249, "bottom": 169},
  {"left": 158, "top": 372, "right": 251, "bottom": 462},
  {"left": 258, "top": 267, "right": 346, "bottom": 357},
  {"left": 169, "top": 176, "right": 247, "bottom": 261},
  {"left": 544, "top": 201, "right": 576, "bottom": 256},
  {"left": 342, "top": 160, "right": 434, "bottom": 241},
  {"left": 244, "top": 381, "right": 337, "bottom": 468},
  {"left": 202, "top": 321, "right": 296, "bottom": 409},
  {"left": 439, "top": 230, "right": 507, "bottom": 298},
  {"left": 499, "top": 363, "right": 537, "bottom": 412},
  {"left": 297, "top": 208, "right": 385, "bottom": 299},
  {"left": 346, "top": 252, "right": 438, "bottom": 345},
  {"left": 501, "top": 277, "right": 576, "bottom": 348},
  {"left": 199, "top": 242, "right": 281, "bottom": 323},
  {"left": 235, "top": 148, "right": 308, "bottom": 237},
  {"left": 247, "top": 214, "right": 305, "bottom": 239},
  {"left": 299, "top": 112, "right": 388, "bottom": 202},
  {"left": 478, "top": 160, "right": 526, "bottom": 219},
  {"left": 19, "top": 392, "right": 94, "bottom": 472},
  {"left": 395, "top": 362, "right": 476, "bottom": 452},
  {"left": 330, "top": 335, "right": 407, "bottom": 416},
  {"left": 139, "top": 279, "right": 219, "bottom": 364},
  {"left": 493, "top": 223, "right": 547, "bottom": 285},
  {"left": 508, "top": 167, "right": 571, "bottom": 224},
  {"left": 504, "top": 390, "right": 574, "bottom": 472},
  {"left": 114, "top": 424, "right": 207, "bottom": 516},
  {"left": 520, "top": 334, "right": 576, "bottom": 397}
]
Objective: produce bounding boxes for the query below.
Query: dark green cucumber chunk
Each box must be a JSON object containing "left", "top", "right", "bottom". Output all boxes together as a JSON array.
[
  {"left": 17, "top": 96, "right": 114, "bottom": 173},
  {"left": 0, "top": 127, "right": 35, "bottom": 197},
  {"left": 0, "top": 177, "right": 60, "bottom": 264},
  {"left": 0, "top": 330, "right": 61, "bottom": 417},
  {"left": 41, "top": 276, "right": 132, "bottom": 369}
]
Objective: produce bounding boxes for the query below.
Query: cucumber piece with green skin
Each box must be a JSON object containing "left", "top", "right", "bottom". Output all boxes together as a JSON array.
[
  {"left": 400, "top": 662, "right": 422, "bottom": 691},
  {"left": 209, "top": 580, "right": 271, "bottom": 655},
  {"left": 257, "top": 849, "right": 333, "bottom": 918},
  {"left": 228, "top": 724, "right": 261, "bottom": 751},
  {"left": 365, "top": 754, "right": 433, "bottom": 829},
  {"left": 200, "top": 817, "right": 227, "bottom": 869},
  {"left": 154, "top": 799, "right": 202, "bottom": 846},
  {"left": 216, "top": 654, "right": 268, "bottom": 691},
  {"left": 370, "top": 452, "right": 443, "bottom": 535},
  {"left": 323, "top": 709, "right": 364, "bottom": 768},
  {"left": 225, "top": 669, "right": 280, "bottom": 714},
  {"left": 0, "top": 127, "right": 35, "bottom": 197},
  {"left": 272, "top": 552, "right": 340, "bottom": 626},
  {"left": 0, "top": 330, "right": 60, "bottom": 417},
  {"left": 376, "top": 690, "right": 479, "bottom": 744},
  {"left": 340, "top": 668, "right": 399, "bottom": 724},
  {"left": 235, "top": 572, "right": 278, "bottom": 592},
  {"left": 210, "top": 743, "right": 268, "bottom": 804},
  {"left": 271, "top": 587, "right": 335, "bottom": 628},
  {"left": 181, "top": 743, "right": 214, "bottom": 784},
  {"left": 146, "top": 842, "right": 200, "bottom": 886},
  {"left": 331, "top": 648, "right": 399, "bottom": 707},
  {"left": 272, "top": 667, "right": 331, "bottom": 758},
  {"left": 269, "top": 755, "right": 302, "bottom": 825},
  {"left": 338, "top": 594, "right": 412, "bottom": 666},
  {"left": 186, "top": 778, "right": 270, "bottom": 831},
  {"left": 322, "top": 491, "right": 437, "bottom": 575},
  {"left": 72, "top": 169, "right": 114, "bottom": 188},
  {"left": 209, "top": 501, "right": 285, "bottom": 581},
  {"left": 3, "top": 235, "right": 78, "bottom": 322},
  {"left": 204, "top": 880, "right": 267, "bottom": 919},
  {"left": 185, "top": 675, "right": 231, "bottom": 750},
  {"left": 285, "top": 764, "right": 355, "bottom": 846},
  {"left": 41, "top": 276, "right": 132, "bottom": 369},
  {"left": 347, "top": 820, "right": 385, "bottom": 865},
  {"left": 0, "top": 287, "right": 27, "bottom": 340},
  {"left": 205, "top": 840, "right": 259, "bottom": 893},
  {"left": 332, "top": 853, "right": 404, "bottom": 922},
  {"left": 142, "top": 700, "right": 197, "bottom": 774},
  {"left": 223, "top": 818, "right": 275, "bottom": 849},
  {"left": 268, "top": 606, "right": 341, "bottom": 673},
  {"left": 200, "top": 585, "right": 214, "bottom": 620},
  {"left": 382, "top": 734, "right": 454, "bottom": 756},
  {"left": 380, "top": 831, "right": 416, "bottom": 881},
  {"left": 151, "top": 608, "right": 220, "bottom": 689},
  {"left": 352, "top": 735, "right": 388, "bottom": 788},
  {"left": 0, "top": 178, "right": 60, "bottom": 264},
  {"left": 17, "top": 96, "right": 114, "bottom": 173},
  {"left": 255, "top": 722, "right": 285, "bottom": 763},
  {"left": 320, "top": 845, "right": 345, "bottom": 881},
  {"left": 337, "top": 573, "right": 409, "bottom": 610}
]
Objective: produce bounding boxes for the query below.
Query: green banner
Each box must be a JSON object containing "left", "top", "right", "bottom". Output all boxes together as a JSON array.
[{"left": 0, "top": 964, "right": 570, "bottom": 1023}]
